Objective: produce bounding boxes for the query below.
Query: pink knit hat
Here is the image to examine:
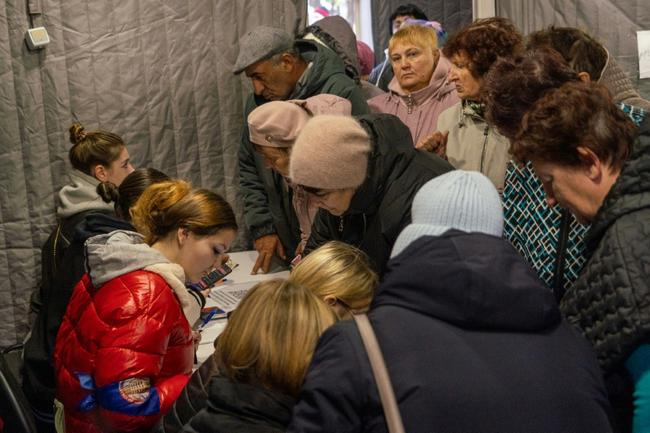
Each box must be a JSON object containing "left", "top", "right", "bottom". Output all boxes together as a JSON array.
[
  {"left": 290, "top": 115, "right": 370, "bottom": 190},
  {"left": 248, "top": 94, "right": 352, "bottom": 148}
]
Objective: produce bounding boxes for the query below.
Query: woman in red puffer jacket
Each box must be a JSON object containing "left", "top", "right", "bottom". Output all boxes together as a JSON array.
[{"left": 54, "top": 180, "right": 238, "bottom": 433}]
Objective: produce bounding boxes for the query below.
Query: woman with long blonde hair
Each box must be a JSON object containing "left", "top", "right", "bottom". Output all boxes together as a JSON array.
[
  {"left": 290, "top": 241, "right": 378, "bottom": 318},
  {"left": 162, "top": 279, "right": 336, "bottom": 433}
]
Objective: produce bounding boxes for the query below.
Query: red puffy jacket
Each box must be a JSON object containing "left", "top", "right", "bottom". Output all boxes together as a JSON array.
[{"left": 54, "top": 271, "right": 194, "bottom": 433}]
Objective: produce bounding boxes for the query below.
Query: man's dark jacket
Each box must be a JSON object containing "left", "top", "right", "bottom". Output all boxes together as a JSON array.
[
  {"left": 238, "top": 39, "right": 369, "bottom": 255},
  {"left": 288, "top": 231, "right": 613, "bottom": 433},
  {"left": 304, "top": 113, "right": 452, "bottom": 275}
]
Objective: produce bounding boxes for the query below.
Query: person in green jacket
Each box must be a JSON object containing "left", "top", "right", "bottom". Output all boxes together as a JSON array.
[{"left": 233, "top": 26, "right": 369, "bottom": 274}]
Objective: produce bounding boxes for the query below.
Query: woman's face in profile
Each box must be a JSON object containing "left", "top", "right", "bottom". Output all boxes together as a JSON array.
[{"left": 177, "top": 228, "right": 237, "bottom": 283}]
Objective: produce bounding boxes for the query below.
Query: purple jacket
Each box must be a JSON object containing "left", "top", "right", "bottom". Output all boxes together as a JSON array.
[{"left": 368, "top": 55, "right": 459, "bottom": 147}]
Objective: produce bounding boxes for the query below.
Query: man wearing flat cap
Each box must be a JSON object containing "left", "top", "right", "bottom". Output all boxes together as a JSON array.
[{"left": 234, "top": 25, "right": 369, "bottom": 274}]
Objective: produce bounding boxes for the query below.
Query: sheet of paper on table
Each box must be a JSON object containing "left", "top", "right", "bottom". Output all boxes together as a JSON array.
[{"left": 195, "top": 250, "right": 290, "bottom": 365}]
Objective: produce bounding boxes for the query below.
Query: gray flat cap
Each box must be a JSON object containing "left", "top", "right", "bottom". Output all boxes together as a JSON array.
[{"left": 233, "top": 26, "right": 294, "bottom": 74}]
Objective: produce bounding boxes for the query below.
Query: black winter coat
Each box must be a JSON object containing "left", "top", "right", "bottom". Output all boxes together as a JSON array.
[
  {"left": 22, "top": 211, "right": 131, "bottom": 415},
  {"left": 289, "top": 231, "right": 613, "bottom": 433},
  {"left": 560, "top": 116, "right": 650, "bottom": 433},
  {"left": 304, "top": 113, "right": 453, "bottom": 275},
  {"left": 179, "top": 376, "right": 295, "bottom": 433},
  {"left": 561, "top": 116, "right": 650, "bottom": 373}
]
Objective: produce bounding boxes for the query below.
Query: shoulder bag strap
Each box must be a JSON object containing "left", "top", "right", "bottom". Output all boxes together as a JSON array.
[{"left": 352, "top": 313, "right": 405, "bottom": 433}]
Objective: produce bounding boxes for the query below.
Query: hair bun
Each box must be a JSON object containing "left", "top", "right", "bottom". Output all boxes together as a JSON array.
[
  {"left": 69, "top": 123, "right": 87, "bottom": 145},
  {"left": 96, "top": 181, "right": 119, "bottom": 204}
]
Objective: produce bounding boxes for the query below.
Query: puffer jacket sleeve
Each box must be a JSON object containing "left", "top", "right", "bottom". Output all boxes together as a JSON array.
[
  {"left": 156, "top": 354, "right": 219, "bottom": 433},
  {"left": 91, "top": 272, "right": 193, "bottom": 432},
  {"left": 239, "top": 121, "right": 278, "bottom": 241},
  {"left": 287, "top": 322, "right": 372, "bottom": 433}
]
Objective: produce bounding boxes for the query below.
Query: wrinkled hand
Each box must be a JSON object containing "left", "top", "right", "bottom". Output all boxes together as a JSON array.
[
  {"left": 417, "top": 131, "right": 449, "bottom": 158},
  {"left": 252, "top": 234, "right": 286, "bottom": 274}
]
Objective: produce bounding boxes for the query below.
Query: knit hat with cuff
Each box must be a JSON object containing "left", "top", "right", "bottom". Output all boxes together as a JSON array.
[
  {"left": 248, "top": 95, "right": 352, "bottom": 148},
  {"left": 391, "top": 170, "right": 503, "bottom": 258},
  {"left": 290, "top": 115, "right": 370, "bottom": 190}
]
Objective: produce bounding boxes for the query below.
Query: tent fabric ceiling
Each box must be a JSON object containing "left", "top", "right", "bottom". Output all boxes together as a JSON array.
[
  {"left": 0, "top": 0, "right": 305, "bottom": 346},
  {"left": 497, "top": 0, "right": 650, "bottom": 100}
]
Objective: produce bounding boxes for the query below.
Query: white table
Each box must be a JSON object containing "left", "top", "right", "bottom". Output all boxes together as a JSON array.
[{"left": 195, "top": 250, "right": 290, "bottom": 364}]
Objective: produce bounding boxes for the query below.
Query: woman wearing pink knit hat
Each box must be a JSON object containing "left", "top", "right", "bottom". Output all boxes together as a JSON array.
[
  {"left": 247, "top": 94, "right": 352, "bottom": 270},
  {"left": 289, "top": 112, "right": 453, "bottom": 275}
]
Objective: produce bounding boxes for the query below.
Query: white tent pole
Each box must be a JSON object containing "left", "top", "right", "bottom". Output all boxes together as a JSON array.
[{"left": 473, "top": 0, "right": 496, "bottom": 19}]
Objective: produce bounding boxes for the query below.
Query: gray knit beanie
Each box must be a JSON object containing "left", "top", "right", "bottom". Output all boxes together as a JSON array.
[
  {"left": 391, "top": 170, "right": 504, "bottom": 258},
  {"left": 290, "top": 115, "right": 370, "bottom": 190},
  {"left": 233, "top": 26, "right": 294, "bottom": 74}
]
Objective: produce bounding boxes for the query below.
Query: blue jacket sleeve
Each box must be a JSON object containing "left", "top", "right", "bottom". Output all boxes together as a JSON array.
[{"left": 625, "top": 344, "right": 650, "bottom": 433}]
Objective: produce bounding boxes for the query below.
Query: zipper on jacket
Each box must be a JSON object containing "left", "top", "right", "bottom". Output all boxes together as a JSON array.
[
  {"left": 552, "top": 209, "right": 571, "bottom": 302},
  {"left": 338, "top": 217, "right": 344, "bottom": 233},
  {"left": 480, "top": 125, "right": 489, "bottom": 172},
  {"left": 406, "top": 94, "right": 414, "bottom": 114}
]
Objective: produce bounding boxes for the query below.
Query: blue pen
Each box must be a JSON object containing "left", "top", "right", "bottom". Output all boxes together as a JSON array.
[{"left": 199, "top": 309, "right": 218, "bottom": 330}]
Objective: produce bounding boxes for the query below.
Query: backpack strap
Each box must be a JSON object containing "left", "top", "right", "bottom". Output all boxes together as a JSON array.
[{"left": 352, "top": 313, "right": 405, "bottom": 433}]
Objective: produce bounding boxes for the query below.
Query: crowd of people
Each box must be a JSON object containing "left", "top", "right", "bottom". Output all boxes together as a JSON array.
[{"left": 18, "top": 3, "right": 650, "bottom": 433}]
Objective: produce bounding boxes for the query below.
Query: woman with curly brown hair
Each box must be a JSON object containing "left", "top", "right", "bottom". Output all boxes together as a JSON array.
[
  {"left": 423, "top": 17, "right": 523, "bottom": 190},
  {"left": 515, "top": 81, "right": 650, "bottom": 433}
]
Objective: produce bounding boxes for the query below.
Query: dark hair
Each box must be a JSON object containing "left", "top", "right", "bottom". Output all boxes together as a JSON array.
[
  {"left": 483, "top": 48, "right": 581, "bottom": 140},
  {"left": 514, "top": 81, "right": 636, "bottom": 170},
  {"left": 68, "top": 123, "right": 125, "bottom": 175},
  {"left": 443, "top": 17, "right": 524, "bottom": 78},
  {"left": 97, "top": 168, "right": 171, "bottom": 220},
  {"left": 130, "top": 180, "right": 238, "bottom": 245},
  {"left": 389, "top": 4, "right": 428, "bottom": 34},
  {"left": 526, "top": 26, "right": 607, "bottom": 81}
]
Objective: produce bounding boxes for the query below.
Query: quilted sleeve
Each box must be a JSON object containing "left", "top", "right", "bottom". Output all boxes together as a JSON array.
[{"left": 91, "top": 273, "right": 192, "bottom": 432}]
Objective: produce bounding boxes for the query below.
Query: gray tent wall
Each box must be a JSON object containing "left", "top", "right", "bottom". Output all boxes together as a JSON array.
[
  {"left": 371, "top": 0, "right": 473, "bottom": 64},
  {"left": 497, "top": 0, "right": 649, "bottom": 100},
  {"left": 0, "top": 0, "right": 306, "bottom": 346}
]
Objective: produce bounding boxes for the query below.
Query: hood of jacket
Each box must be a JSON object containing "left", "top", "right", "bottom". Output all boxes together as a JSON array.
[
  {"left": 85, "top": 230, "right": 171, "bottom": 287},
  {"left": 377, "top": 230, "right": 561, "bottom": 331},
  {"left": 85, "top": 230, "right": 202, "bottom": 325},
  {"left": 345, "top": 113, "right": 418, "bottom": 216},
  {"left": 73, "top": 211, "right": 133, "bottom": 243},
  {"left": 302, "top": 16, "right": 360, "bottom": 82},
  {"left": 57, "top": 170, "right": 114, "bottom": 219},
  {"left": 598, "top": 48, "right": 650, "bottom": 111},
  {"left": 586, "top": 115, "right": 650, "bottom": 254},
  {"left": 288, "top": 39, "right": 351, "bottom": 100},
  {"left": 384, "top": 55, "right": 456, "bottom": 106}
]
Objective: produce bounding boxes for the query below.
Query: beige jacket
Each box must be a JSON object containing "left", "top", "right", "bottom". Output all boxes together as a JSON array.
[{"left": 437, "top": 101, "right": 510, "bottom": 190}]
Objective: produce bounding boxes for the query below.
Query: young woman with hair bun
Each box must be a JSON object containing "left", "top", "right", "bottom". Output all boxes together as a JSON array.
[
  {"left": 54, "top": 179, "right": 238, "bottom": 433},
  {"left": 24, "top": 123, "right": 135, "bottom": 432}
]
